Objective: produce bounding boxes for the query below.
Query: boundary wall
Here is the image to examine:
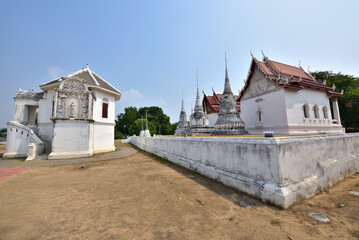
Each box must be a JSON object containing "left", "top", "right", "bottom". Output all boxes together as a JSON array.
[{"left": 129, "top": 134, "right": 359, "bottom": 208}]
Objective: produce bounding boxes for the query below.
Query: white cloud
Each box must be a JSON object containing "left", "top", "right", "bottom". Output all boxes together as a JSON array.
[
  {"left": 48, "top": 66, "right": 65, "bottom": 78},
  {"left": 121, "top": 89, "right": 143, "bottom": 102}
]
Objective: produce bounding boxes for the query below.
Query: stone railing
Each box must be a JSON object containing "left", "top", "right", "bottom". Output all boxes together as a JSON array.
[{"left": 3, "top": 121, "right": 44, "bottom": 160}]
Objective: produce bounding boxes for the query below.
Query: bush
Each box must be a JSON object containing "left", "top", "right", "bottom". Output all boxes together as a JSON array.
[
  {"left": 129, "top": 119, "right": 156, "bottom": 136},
  {"left": 115, "top": 131, "right": 125, "bottom": 139}
]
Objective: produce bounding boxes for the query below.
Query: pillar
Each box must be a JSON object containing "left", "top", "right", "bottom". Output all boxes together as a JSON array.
[{"left": 332, "top": 98, "right": 341, "bottom": 125}]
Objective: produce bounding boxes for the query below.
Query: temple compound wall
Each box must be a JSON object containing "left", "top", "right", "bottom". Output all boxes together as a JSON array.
[{"left": 128, "top": 134, "right": 359, "bottom": 208}]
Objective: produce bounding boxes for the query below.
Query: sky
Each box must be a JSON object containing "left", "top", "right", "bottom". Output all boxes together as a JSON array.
[{"left": 0, "top": 0, "right": 358, "bottom": 128}]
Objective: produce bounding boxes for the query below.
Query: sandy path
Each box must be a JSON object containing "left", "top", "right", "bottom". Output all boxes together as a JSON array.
[{"left": 0, "top": 144, "right": 358, "bottom": 239}]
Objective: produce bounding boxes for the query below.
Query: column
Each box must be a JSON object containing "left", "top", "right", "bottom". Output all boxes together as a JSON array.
[{"left": 332, "top": 98, "right": 341, "bottom": 125}]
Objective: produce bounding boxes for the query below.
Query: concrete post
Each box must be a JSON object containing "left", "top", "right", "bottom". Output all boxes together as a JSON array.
[{"left": 332, "top": 98, "right": 341, "bottom": 125}]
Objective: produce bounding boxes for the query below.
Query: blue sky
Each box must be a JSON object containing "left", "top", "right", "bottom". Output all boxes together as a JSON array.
[{"left": 1, "top": 0, "right": 358, "bottom": 128}]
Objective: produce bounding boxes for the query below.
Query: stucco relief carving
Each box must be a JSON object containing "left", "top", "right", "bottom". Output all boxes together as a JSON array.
[
  {"left": 55, "top": 91, "right": 90, "bottom": 119},
  {"left": 60, "top": 78, "right": 87, "bottom": 91},
  {"left": 242, "top": 68, "right": 281, "bottom": 100}
]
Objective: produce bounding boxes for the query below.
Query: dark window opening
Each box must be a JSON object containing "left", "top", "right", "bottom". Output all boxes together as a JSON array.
[{"left": 102, "top": 103, "right": 108, "bottom": 118}]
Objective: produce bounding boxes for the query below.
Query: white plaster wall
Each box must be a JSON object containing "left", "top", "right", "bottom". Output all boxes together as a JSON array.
[
  {"left": 130, "top": 134, "right": 359, "bottom": 208},
  {"left": 207, "top": 113, "right": 218, "bottom": 127},
  {"left": 38, "top": 90, "right": 55, "bottom": 141},
  {"left": 241, "top": 89, "right": 288, "bottom": 133},
  {"left": 284, "top": 89, "right": 333, "bottom": 126},
  {"left": 92, "top": 90, "right": 116, "bottom": 123},
  {"left": 93, "top": 123, "right": 115, "bottom": 153},
  {"left": 49, "top": 120, "right": 92, "bottom": 159},
  {"left": 13, "top": 99, "right": 39, "bottom": 124},
  {"left": 4, "top": 126, "right": 30, "bottom": 157}
]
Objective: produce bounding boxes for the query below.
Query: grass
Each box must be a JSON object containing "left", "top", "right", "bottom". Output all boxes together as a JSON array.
[{"left": 270, "top": 220, "right": 281, "bottom": 226}]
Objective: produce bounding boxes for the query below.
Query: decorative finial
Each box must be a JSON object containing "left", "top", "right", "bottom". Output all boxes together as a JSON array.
[
  {"left": 332, "top": 83, "right": 336, "bottom": 90},
  {"left": 307, "top": 65, "right": 310, "bottom": 72},
  {"left": 85, "top": 64, "right": 89, "bottom": 69},
  {"left": 250, "top": 50, "right": 254, "bottom": 58},
  {"left": 261, "top": 49, "right": 265, "bottom": 58},
  {"left": 145, "top": 110, "right": 149, "bottom": 130},
  {"left": 298, "top": 60, "right": 301, "bottom": 67}
]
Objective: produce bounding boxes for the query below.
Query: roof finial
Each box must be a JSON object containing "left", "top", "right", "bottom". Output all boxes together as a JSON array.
[
  {"left": 250, "top": 50, "right": 254, "bottom": 58},
  {"left": 145, "top": 110, "right": 149, "bottom": 130},
  {"left": 261, "top": 49, "right": 265, "bottom": 58},
  {"left": 298, "top": 60, "right": 301, "bottom": 67},
  {"left": 85, "top": 64, "right": 89, "bottom": 69},
  {"left": 307, "top": 65, "right": 310, "bottom": 72}
]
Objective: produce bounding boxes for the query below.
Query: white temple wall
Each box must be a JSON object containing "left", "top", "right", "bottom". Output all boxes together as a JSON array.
[
  {"left": 93, "top": 123, "right": 115, "bottom": 153},
  {"left": 129, "top": 134, "right": 359, "bottom": 208},
  {"left": 37, "top": 90, "right": 55, "bottom": 141},
  {"left": 13, "top": 99, "right": 39, "bottom": 124},
  {"left": 207, "top": 113, "right": 218, "bottom": 127},
  {"left": 48, "top": 120, "right": 93, "bottom": 159},
  {"left": 92, "top": 90, "right": 116, "bottom": 123},
  {"left": 241, "top": 89, "right": 288, "bottom": 134},
  {"left": 284, "top": 89, "right": 331, "bottom": 124},
  {"left": 4, "top": 126, "right": 30, "bottom": 157}
]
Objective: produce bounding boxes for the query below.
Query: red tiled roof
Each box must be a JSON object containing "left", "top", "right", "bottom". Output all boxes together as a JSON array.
[
  {"left": 269, "top": 60, "right": 311, "bottom": 79},
  {"left": 239, "top": 56, "right": 343, "bottom": 100},
  {"left": 203, "top": 91, "right": 241, "bottom": 114},
  {"left": 258, "top": 61, "right": 275, "bottom": 76}
]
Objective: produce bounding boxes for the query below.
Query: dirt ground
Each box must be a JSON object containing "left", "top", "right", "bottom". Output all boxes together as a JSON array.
[{"left": 0, "top": 142, "right": 358, "bottom": 240}]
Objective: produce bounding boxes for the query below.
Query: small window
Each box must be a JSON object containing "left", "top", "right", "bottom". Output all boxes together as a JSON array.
[
  {"left": 102, "top": 103, "right": 108, "bottom": 118},
  {"left": 303, "top": 104, "right": 309, "bottom": 118},
  {"left": 257, "top": 108, "right": 263, "bottom": 122},
  {"left": 322, "top": 106, "right": 328, "bottom": 119},
  {"left": 313, "top": 105, "right": 319, "bottom": 119}
]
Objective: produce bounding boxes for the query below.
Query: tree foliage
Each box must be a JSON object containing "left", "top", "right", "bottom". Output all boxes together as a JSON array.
[
  {"left": 129, "top": 119, "right": 156, "bottom": 136},
  {"left": 115, "top": 107, "right": 138, "bottom": 136},
  {"left": 167, "top": 122, "right": 179, "bottom": 135},
  {"left": 116, "top": 106, "right": 172, "bottom": 136},
  {"left": 312, "top": 71, "right": 359, "bottom": 131}
]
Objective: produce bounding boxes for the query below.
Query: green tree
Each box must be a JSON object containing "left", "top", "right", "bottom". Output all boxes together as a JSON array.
[
  {"left": 167, "top": 122, "right": 179, "bottom": 135},
  {"left": 312, "top": 71, "right": 359, "bottom": 131},
  {"left": 129, "top": 119, "right": 156, "bottom": 136},
  {"left": 138, "top": 106, "right": 171, "bottom": 135},
  {"left": 115, "top": 107, "right": 139, "bottom": 136}
]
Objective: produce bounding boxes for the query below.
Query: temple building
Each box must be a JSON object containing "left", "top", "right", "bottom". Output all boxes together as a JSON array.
[
  {"left": 239, "top": 53, "right": 344, "bottom": 135},
  {"left": 202, "top": 89, "right": 241, "bottom": 127},
  {"left": 187, "top": 72, "right": 214, "bottom": 136},
  {"left": 174, "top": 94, "right": 188, "bottom": 136},
  {"left": 211, "top": 54, "right": 247, "bottom": 135},
  {"left": 4, "top": 65, "right": 121, "bottom": 160}
]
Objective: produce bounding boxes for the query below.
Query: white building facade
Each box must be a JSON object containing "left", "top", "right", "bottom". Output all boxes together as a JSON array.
[
  {"left": 239, "top": 54, "right": 344, "bottom": 135},
  {"left": 4, "top": 65, "right": 121, "bottom": 160}
]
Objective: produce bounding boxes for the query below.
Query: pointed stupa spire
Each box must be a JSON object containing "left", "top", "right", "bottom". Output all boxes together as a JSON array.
[
  {"left": 194, "top": 69, "right": 202, "bottom": 111},
  {"left": 196, "top": 69, "right": 200, "bottom": 101},
  {"left": 145, "top": 111, "right": 149, "bottom": 130},
  {"left": 223, "top": 52, "right": 233, "bottom": 95},
  {"left": 181, "top": 89, "right": 185, "bottom": 112}
]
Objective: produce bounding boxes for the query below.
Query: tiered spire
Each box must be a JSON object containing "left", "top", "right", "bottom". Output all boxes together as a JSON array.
[{"left": 223, "top": 52, "right": 233, "bottom": 95}]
